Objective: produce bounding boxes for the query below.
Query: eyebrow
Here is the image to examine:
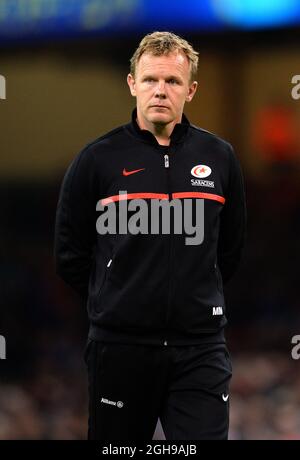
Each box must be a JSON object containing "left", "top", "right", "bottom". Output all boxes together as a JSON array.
[{"left": 142, "top": 74, "right": 182, "bottom": 82}]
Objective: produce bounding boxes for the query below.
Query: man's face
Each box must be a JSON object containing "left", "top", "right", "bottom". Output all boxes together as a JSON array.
[{"left": 127, "top": 50, "right": 197, "bottom": 127}]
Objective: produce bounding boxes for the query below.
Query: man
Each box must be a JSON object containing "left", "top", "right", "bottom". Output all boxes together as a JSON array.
[{"left": 54, "top": 31, "right": 247, "bottom": 440}]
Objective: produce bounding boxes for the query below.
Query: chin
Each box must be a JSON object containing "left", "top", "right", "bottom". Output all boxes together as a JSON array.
[{"left": 148, "top": 112, "right": 171, "bottom": 124}]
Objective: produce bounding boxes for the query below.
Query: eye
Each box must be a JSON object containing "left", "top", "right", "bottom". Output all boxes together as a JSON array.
[
  {"left": 168, "top": 78, "right": 178, "bottom": 84},
  {"left": 144, "top": 77, "right": 154, "bottom": 82}
]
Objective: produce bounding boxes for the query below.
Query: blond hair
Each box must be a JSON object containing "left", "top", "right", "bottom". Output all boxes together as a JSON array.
[{"left": 130, "top": 31, "right": 199, "bottom": 82}]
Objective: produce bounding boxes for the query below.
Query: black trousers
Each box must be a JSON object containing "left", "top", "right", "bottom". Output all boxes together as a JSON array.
[{"left": 84, "top": 339, "right": 232, "bottom": 440}]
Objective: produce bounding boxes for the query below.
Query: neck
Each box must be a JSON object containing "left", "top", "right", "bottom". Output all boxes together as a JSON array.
[{"left": 136, "top": 111, "right": 182, "bottom": 146}]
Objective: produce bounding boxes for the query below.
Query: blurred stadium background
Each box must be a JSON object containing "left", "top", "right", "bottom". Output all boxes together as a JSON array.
[{"left": 0, "top": 0, "right": 300, "bottom": 440}]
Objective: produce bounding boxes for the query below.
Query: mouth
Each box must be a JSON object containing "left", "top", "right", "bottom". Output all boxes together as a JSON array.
[{"left": 150, "top": 105, "right": 169, "bottom": 109}]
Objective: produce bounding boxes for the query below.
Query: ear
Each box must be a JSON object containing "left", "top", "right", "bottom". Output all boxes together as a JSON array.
[
  {"left": 127, "top": 74, "right": 137, "bottom": 97},
  {"left": 186, "top": 81, "right": 198, "bottom": 102}
]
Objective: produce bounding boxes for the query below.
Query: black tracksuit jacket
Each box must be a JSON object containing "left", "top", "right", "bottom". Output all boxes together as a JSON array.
[{"left": 54, "top": 108, "right": 247, "bottom": 346}]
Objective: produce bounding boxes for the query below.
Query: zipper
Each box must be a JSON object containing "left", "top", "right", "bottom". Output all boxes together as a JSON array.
[
  {"left": 164, "top": 154, "right": 169, "bottom": 168},
  {"left": 163, "top": 151, "right": 172, "bottom": 346},
  {"left": 107, "top": 259, "right": 112, "bottom": 268}
]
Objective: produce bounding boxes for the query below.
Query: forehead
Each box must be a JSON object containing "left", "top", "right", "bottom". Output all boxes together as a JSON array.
[{"left": 136, "top": 50, "right": 190, "bottom": 79}]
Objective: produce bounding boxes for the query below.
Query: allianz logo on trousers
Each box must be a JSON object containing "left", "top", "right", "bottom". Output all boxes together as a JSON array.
[{"left": 101, "top": 397, "right": 124, "bottom": 408}]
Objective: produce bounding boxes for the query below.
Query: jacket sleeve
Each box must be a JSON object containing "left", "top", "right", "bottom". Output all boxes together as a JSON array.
[
  {"left": 217, "top": 144, "right": 247, "bottom": 284},
  {"left": 54, "top": 145, "right": 98, "bottom": 301}
]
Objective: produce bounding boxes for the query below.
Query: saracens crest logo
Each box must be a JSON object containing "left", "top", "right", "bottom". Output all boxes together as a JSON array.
[
  {"left": 191, "top": 165, "right": 214, "bottom": 188},
  {"left": 191, "top": 165, "right": 212, "bottom": 178}
]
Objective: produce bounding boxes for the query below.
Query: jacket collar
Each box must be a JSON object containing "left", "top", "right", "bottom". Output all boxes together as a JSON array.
[{"left": 127, "top": 107, "right": 190, "bottom": 145}]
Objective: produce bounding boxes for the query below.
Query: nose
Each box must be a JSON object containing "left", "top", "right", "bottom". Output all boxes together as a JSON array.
[{"left": 155, "top": 80, "right": 166, "bottom": 99}]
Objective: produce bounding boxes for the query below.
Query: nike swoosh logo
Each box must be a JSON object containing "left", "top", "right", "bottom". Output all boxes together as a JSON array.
[
  {"left": 222, "top": 394, "right": 229, "bottom": 402},
  {"left": 123, "top": 168, "right": 145, "bottom": 176}
]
